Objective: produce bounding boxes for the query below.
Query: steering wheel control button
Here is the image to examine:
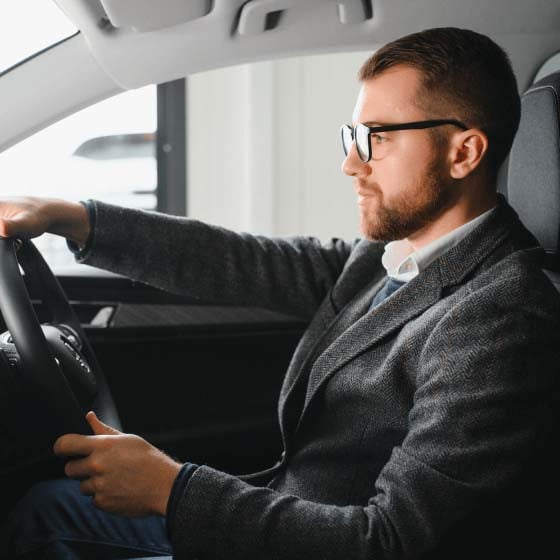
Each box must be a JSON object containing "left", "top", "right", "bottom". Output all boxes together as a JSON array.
[
  {"left": 1, "top": 332, "right": 13, "bottom": 344},
  {"left": 59, "top": 324, "right": 82, "bottom": 350},
  {"left": 60, "top": 335, "right": 83, "bottom": 360},
  {"left": 79, "top": 359, "right": 91, "bottom": 373},
  {"left": 67, "top": 334, "right": 79, "bottom": 347}
]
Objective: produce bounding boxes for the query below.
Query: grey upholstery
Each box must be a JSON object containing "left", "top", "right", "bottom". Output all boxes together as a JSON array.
[{"left": 508, "top": 71, "right": 560, "bottom": 287}]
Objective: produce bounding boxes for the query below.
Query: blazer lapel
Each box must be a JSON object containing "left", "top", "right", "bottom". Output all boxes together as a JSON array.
[
  {"left": 300, "top": 264, "right": 442, "bottom": 417},
  {"left": 291, "top": 195, "right": 538, "bottom": 436},
  {"left": 279, "top": 270, "right": 387, "bottom": 438}
]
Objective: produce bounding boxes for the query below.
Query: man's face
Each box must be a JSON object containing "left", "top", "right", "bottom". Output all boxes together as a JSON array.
[{"left": 342, "top": 65, "right": 457, "bottom": 242}]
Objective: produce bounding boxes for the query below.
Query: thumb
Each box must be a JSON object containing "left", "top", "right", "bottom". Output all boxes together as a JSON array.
[
  {"left": 0, "top": 218, "right": 15, "bottom": 238},
  {"left": 86, "top": 411, "right": 121, "bottom": 436}
]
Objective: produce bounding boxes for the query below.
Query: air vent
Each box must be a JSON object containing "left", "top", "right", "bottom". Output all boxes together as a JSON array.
[
  {"left": 237, "top": 0, "right": 372, "bottom": 37},
  {"left": 265, "top": 10, "right": 285, "bottom": 31}
]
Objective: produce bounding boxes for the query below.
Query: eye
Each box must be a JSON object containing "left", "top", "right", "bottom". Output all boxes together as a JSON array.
[{"left": 372, "top": 134, "right": 387, "bottom": 144}]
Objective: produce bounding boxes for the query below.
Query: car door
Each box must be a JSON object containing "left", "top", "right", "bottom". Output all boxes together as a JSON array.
[{"left": 46, "top": 273, "right": 305, "bottom": 475}]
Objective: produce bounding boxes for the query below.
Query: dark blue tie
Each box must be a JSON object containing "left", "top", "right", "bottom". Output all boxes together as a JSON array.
[{"left": 368, "top": 277, "right": 406, "bottom": 312}]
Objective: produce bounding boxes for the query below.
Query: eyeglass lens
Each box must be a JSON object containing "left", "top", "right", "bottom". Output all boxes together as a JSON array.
[
  {"left": 341, "top": 126, "right": 353, "bottom": 156},
  {"left": 355, "top": 124, "right": 369, "bottom": 161},
  {"left": 341, "top": 125, "right": 370, "bottom": 162}
]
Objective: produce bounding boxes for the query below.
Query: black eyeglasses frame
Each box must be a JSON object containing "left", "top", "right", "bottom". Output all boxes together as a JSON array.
[{"left": 341, "top": 119, "right": 469, "bottom": 163}]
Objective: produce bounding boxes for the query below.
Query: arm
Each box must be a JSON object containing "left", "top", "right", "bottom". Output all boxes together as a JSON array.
[
  {"left": 166, "top": 272, "right": 560, "bottom": 559},
  {"left": 69, "top": 199, "right": 357, "bottom": 319}
]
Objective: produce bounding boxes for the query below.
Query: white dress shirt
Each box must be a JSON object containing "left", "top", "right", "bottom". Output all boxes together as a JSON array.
[{"left": 381, "top": 206, "right": 496, "bottom": 282}]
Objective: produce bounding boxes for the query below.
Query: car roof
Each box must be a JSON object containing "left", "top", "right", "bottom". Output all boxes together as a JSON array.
[{"left": 54, "top": 0, "right": 560, "bottom": 89}]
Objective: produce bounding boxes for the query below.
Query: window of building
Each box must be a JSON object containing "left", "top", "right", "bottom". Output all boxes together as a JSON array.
[{"left": 0, "top": 80, "right": 185, "bottom": 274}]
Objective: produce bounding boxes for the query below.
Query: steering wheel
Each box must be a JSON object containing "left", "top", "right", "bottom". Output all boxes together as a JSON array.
[{"left": 0, "top": 237, "right": 121, "bottom": 472}]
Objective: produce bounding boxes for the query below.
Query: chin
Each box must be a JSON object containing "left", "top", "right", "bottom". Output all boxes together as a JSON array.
[{"left": 360, "top": 218, "right": 381, "bottom": 241}]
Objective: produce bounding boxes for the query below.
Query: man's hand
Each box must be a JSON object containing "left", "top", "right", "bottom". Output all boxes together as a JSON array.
[
  {"left": 53, "top": 411, "right": 182, "bottom": 517},
  {"left": 0, "top": 196, "right": 91, "bottom": 247}
]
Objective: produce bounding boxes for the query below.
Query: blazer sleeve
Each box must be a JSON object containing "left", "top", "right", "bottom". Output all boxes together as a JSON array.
[
  {"left": 166, "top": 269, "right": 560, "bottom": 560},
  {"left": 67, "top": 199, "right": 357, "bottom": 319}
]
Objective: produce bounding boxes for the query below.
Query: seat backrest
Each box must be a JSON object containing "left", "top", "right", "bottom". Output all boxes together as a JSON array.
[{"left": 507, "top": 71, "right": 560, "bottom": 288}]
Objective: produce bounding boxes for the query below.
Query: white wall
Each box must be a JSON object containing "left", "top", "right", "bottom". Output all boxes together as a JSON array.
[{"left": 186, "top": 51, "right": 371, "bottom": 243}]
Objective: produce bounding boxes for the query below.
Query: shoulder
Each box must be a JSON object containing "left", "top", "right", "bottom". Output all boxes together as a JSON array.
[
  {"left": 429, "top": 247, "right": 560, "bottom": 351},
  {"left": 468, "top": 247, "right": 560, "bottom": 312}
]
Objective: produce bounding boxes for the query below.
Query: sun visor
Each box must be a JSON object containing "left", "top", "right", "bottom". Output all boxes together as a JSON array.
[{"left": 98, "top": 0, "right": 212, "bottom": 32}]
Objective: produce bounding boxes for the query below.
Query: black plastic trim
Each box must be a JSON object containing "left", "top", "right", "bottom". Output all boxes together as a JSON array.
[{"left": 157, "top": 79, "right": 187, "bottom": 216}]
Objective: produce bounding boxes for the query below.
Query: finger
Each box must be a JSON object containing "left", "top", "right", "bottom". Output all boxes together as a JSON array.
[
  {"left": 64, "top": 457, "right": 96, "bottom": 480},
  {"left": 0, "top": 219, "right": 13, "bottom": 238},
  {"left": 53, "top": 434, "right": 97, "bottom": 457},
  {"left": 79, "top": 478, "right": 96, "bottom": 497},
  {"left": 86, "top": 411, "right": 121, "bottom": 436}
]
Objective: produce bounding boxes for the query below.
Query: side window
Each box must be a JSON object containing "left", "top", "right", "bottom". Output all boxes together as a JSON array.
[
  {"left": 0, "top": 81, "right": 185, "bottom": 274},
  {"left": 186, "top": 52, "right": 368, "bottom": 243}
]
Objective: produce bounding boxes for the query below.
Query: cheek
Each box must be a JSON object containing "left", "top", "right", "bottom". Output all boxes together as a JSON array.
[
  {"left": 373, "top": 157, "right": 411, "bottom": 198},
  {"left": 375, "top": 143, "right": 434, "bottom": 198}
]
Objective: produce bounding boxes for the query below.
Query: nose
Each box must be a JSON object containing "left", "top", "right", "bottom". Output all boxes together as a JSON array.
[{"left": 341, "top": 143, "right": 371, "bottom": 177}]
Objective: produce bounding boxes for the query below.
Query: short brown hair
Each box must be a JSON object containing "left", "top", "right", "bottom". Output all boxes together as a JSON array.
[{"left": 359, "top": 27, "right": 520, "bottom": 179}]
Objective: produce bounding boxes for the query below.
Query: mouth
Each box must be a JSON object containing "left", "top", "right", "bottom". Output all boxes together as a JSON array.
[{"left": 356, "top": 189, "right": 377, "bottom": 205}]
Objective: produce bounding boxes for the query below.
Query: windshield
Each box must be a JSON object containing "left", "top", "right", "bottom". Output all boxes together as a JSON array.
[{"left": 0, "top": 1, "right": 77, "bottom": 75}]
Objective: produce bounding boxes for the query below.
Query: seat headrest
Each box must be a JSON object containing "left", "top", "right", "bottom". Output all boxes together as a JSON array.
[{"left": 508, "top": 71, "right": 560, "bottom": 270}]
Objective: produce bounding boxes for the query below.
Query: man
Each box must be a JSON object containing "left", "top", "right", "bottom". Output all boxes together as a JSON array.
[{"left": 1, "top": 27, "right": 559, "bottom": 559}]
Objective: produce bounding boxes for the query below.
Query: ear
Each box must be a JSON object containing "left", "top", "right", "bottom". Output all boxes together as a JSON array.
[{"left": 448, "top": 129, "right": 489, "bottom": 179}]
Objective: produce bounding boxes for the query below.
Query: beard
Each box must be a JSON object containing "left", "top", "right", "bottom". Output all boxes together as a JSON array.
[{"left": 359, "top": 155, "right": 458, "bottom": 242}]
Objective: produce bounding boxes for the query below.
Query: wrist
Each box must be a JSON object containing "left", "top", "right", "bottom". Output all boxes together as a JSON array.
[
  {"left": 46, "top": 198, "right": 91, "bottom": 248},
  {"left": 154, "top": 458, "right": 182, "bottom": 516}
]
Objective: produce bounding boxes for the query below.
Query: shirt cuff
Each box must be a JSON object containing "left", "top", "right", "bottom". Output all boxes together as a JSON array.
[
  {"left": 166, "top": 462, "right": 199, "bottom": 540},
  {"left": 66, "top": 199, "right": 96, "bottom": 260}
]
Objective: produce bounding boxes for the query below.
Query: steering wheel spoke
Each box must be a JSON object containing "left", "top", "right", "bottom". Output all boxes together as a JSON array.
[{"left": 0, "top": 237, "right": 122, "bottom": 468}]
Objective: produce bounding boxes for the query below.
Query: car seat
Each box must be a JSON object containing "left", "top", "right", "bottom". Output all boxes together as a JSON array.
[{"left": 508, "top": 71, "right": 560, "bottom": 289}]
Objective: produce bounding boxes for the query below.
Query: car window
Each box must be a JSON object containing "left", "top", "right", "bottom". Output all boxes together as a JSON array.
[
  {"left": 0, "top": 1, "right": 77, "bottom": 75},
  {"left": 0, "top": 86, "right": 156, "bottom": 273},
  {"left": 186, "top": 51, "right": 369, "bottom": 243}
]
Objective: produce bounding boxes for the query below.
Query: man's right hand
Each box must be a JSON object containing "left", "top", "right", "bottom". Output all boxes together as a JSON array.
[{"left": 0, "top": 197, "right": 91, "bottom": 249}]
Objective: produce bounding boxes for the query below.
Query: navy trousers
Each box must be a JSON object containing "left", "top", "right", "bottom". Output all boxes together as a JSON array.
[{"left": 0, "top": 479, "right": 172, "bottom": 559}]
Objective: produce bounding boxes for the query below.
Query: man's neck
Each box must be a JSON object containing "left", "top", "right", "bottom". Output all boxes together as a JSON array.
[{"left": 406, "top": 192, "right": 497, "bottom": 252}]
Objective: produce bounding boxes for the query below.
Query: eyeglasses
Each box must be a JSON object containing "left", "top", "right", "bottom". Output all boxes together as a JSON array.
[{"left": 341, "top": 119, "right": 468, "bottom": 163}]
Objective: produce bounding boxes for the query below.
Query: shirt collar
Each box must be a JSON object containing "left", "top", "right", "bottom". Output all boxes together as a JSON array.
[{"left": 381, "top": 205, "right": 496, "bottom": 282}]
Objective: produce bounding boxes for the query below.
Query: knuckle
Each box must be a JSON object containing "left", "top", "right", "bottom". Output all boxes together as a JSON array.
[
  {"left": 93, "top": 493, "right": 114, "bottom": 513},
  {"left": 94, "top": 477, "right": 105, "bottom": 492},
  {"left": 88, "top": 459, "right": 103, "bottom": 475},
  {"left": 53, "top": 437, "right": 65, "bottom": 455},
  {"left": 80, "top": 480, "right": 93, "bottom": 496}
]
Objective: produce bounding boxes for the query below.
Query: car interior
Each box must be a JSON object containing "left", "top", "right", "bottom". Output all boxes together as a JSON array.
[{"left": 1, "top": 0, "right": 560, "bottom": 557}]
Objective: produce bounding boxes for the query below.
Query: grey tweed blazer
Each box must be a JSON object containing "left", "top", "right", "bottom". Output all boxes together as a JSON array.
[{"left": 75, "top": 194, "right": 560, "bottom": 559}]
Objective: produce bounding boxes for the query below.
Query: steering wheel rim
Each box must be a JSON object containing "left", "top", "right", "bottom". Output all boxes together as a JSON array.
[{"left": 0, "top": 237, "right": 122, "bottom": 459}]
